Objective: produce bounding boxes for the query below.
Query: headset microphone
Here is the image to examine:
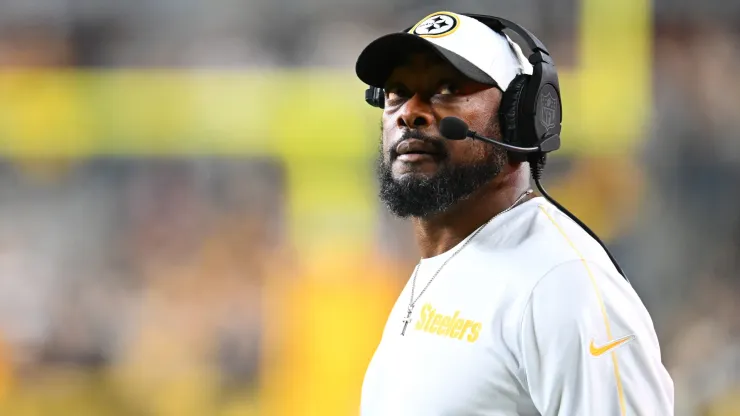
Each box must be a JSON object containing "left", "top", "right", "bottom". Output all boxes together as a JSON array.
[{"left": 439, "top": 116, "right": 560, "bottom": 154}]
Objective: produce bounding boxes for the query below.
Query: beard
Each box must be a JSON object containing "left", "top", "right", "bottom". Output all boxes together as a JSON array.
[{"left": 376, "top": 130, "right": 508, "bottom": 219}]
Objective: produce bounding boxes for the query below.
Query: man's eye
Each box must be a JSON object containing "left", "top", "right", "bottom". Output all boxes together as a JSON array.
[
  {"left": 386, "top": 87, "right": 409, "bottom": 100},
  {"left": 438, "top": 84, "right": 459, "bottom": 95},
  {"left": 384, "top": 87, "right": 411, "bottom": 106}
]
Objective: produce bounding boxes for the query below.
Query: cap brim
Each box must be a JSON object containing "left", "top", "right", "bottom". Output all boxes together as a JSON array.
[{"left": 355, "top": 32, "right": 498, "bottom": 89}]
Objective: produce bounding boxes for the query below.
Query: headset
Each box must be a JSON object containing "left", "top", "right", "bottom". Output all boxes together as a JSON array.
[{"left": 363, "top": 13, "right": 630, "bottom": 282}]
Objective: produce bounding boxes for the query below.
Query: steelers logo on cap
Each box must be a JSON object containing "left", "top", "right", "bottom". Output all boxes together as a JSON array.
[{"left": 410, "top": 12, "right": 460, "bottom": 38}]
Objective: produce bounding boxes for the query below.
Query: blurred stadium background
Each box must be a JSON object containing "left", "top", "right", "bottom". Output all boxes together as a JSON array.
[{"left": 0, "top": 0, "right": 739, "bottom": 414}]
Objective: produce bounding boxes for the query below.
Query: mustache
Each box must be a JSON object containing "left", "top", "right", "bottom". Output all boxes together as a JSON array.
[{"left": 389, "top": 130, "right": 449, "bottom": 160}]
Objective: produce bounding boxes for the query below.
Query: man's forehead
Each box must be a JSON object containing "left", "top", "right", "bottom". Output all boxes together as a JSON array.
[{"left": 386, "top": 51, "right": 460, "bottom": 82}]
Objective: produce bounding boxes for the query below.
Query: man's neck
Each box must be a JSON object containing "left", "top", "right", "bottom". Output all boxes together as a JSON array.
[{"left": 411, "top": 175, "right": 532, "bottom": 259}]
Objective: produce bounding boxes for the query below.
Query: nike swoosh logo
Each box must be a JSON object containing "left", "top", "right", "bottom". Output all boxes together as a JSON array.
[{"left": 589, "top": 334, "right": 636, "bottom": 357}]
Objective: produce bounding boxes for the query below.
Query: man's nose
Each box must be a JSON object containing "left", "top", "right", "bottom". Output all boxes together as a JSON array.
[{"left": 397, "top": 94, "right": 434, "bottom": 129}]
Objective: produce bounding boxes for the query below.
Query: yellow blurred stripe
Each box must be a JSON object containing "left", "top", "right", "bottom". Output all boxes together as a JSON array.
[
  {"left": 573, "top": 0, "right": 652, "bottom": 153},
  {"left": 0, "top": 57, "right": 648, "bottom": 159},
  {"left": 0, "top": 69, "right": 377, "bottom": 157}
]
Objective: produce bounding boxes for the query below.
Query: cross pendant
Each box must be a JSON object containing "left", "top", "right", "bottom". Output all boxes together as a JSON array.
[{"left": 401, "top": 305, "right": 413, "bottom": 336}]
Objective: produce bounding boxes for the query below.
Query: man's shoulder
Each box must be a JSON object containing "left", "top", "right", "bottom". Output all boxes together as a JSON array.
[
  {"left": 528, "top": 199, "right": 614, "bottom": 265},
  {"left": 475, "top": 197, "right": 617, "bottom": 280},
  {"left": 474, "top": 197, "right": 633, "bottom": 315},
  {"left": 524, "top": 199, "right": 630, "bottom": 298}
]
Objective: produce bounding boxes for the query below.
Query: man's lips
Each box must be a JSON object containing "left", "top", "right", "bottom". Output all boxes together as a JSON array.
[
  {"left": 397, "top": 153, "right": 436, "bottom": 162},
  {"left": 395, "top": 138, "right": 440, "bottom": 157}
]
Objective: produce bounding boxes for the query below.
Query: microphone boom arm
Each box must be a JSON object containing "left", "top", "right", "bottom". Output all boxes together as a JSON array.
[
  {"left": 466, "top": 129, "right": 540, "bottom": 153},
  {"left": 466, "top": 129, "right": 560, "bottom": 154}
]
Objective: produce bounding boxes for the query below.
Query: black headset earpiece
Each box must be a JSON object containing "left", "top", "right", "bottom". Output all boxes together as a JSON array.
[
  {"left": 498, "top": 73, "right": 530, "bottom": 163},
  {"left": 462, "top": 14, "right": 562, "bottom": 154}
]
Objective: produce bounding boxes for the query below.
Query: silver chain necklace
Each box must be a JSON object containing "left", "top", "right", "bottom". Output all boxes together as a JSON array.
[{"left": 400, "top": 189, "right": 533, "bottom": 336}]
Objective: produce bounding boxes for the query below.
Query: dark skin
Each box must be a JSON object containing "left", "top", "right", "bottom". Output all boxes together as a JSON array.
[{"left": 381, "top": 51, "right": 533, "bottom": 258}]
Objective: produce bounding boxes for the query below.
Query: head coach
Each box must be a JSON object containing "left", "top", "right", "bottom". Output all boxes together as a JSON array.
[{"left": 354, "top": 10, "right": 674, "bottom": 415}]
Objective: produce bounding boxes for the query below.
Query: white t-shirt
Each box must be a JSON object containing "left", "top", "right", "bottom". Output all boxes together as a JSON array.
[{"left": 360, "top": 197, "right": 674, "bottom": 415}]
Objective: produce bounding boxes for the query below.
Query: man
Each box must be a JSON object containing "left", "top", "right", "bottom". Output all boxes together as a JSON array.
[{"left": 354, "top": 11, "right": 674, "bottom": 415}]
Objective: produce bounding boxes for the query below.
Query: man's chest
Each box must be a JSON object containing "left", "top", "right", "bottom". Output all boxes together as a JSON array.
[{"left": 360, "top": 266, "right": 538, "bottom": 415}]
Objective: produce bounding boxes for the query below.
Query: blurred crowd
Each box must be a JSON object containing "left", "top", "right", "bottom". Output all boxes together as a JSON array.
[
  {"left": 0, "top": 0, "right": 739, "bottom": 415},
  {"left": 0, "top": 159, "right": 284, "bottom": 415}
]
